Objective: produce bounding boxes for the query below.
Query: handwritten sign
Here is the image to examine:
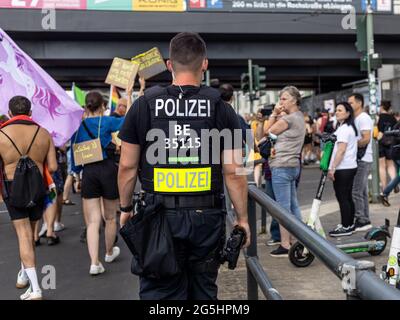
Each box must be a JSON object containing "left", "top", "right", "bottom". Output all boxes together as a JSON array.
[
  {"left": 105, "top": 58, "right": 139, "bottom": 89},
  {"left": 73, "top": 138, "right": 104, "bottom": 166},
  {"left": 132, "top": 47, "right": 167, "bottom": 80}
]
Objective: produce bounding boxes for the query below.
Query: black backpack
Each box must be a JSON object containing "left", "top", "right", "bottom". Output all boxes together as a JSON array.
[{"left": 0, "top": 126, "right": 47, "bottom": 208}]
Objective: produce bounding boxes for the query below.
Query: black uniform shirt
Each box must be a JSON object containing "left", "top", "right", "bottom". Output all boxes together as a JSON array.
[{"left": 118, "top": 85, "right": 241, "bottom": 151}]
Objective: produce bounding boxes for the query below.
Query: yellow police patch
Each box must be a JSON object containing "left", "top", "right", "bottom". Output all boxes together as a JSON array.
[{"left": 154, "top": 167, "right": 211, "bottom": 192}]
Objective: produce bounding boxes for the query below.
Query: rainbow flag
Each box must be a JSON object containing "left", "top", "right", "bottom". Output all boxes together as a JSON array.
[
  {"left": 109, "top": 85, "right": 121, "bottom": 113},
  {"left": 43, "top": 164, "right": 57, "bottom": 210}
]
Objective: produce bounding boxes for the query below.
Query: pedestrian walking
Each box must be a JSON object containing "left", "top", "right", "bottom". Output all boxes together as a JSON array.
[
  {"left": 71, "top": 91, "right": 124, "bottom": 275},
  {"left": 0, "top": 96, "right": 57, "bottom": 300}
]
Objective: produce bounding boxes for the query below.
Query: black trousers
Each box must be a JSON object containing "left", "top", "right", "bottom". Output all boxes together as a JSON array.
[
  {"left": 333, "top": 168, "right": 357, "bottom": 227},
  {"left": 139, "top": 199, "right": 226, "bottom": 300}
]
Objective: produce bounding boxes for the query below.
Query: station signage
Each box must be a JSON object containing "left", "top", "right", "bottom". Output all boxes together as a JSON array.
[{"left": 0, "top": 0, "right": 396, "bottom": 13}]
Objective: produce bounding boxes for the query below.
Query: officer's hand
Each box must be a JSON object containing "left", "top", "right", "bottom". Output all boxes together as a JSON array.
[
  {"left": 237, "top": 221, "right": 251, "bottom": 248},
  {"left": 120, "top": 211, "right": 133, "bottom": 228}
]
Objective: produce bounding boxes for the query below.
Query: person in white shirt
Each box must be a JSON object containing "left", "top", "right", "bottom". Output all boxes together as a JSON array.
[
  {"left": 348, "top": 93, "right": 373, "bottom": 232},
  {"left": 328, "top": 102, "right": 358, "bottom": 237}
]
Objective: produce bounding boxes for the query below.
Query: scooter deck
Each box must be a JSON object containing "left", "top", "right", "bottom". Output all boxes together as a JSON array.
[{"left": 331, "top": 235, "right": 370, "bottom": 245}]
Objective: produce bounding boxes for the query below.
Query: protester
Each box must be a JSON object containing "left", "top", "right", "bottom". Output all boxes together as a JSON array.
[
  {"left": 71, "top": 91, "right": 124, "bottom": 275},
  {"left": 0, "top": 96, "right": 57, "bottom": 300},
  {"left": 62, "top": 142, "right": 78, "bottom": 206},
  {"left": 264, "top": 86, "right": 305, "bottom": 257},
  {"left": 38, "top": 146, "right": 67, "bottom": 245},
  {"left": 348, "top": 93, "right": 373, "bottom": 232},
  {"left": 110, "top": 98, "right": 128, "bottom": 118},
  {"left": 327, "top": 102, "right": 358, "bottom": 236},
  {"left": 377, "top": 100, "right": 397, "bottom": 192}
]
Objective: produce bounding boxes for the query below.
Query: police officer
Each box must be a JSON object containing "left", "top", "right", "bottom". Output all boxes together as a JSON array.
[{"left": 118, "top": 32, "right": 250, "bottom": 300}]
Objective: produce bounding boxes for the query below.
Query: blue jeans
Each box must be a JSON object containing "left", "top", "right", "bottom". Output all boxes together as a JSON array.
[
  {"left": 271, "top": 167, "right": 302, "bottom": 221},
  {"left": 383, "top": 159, "right": 400, "bottom": 197},
  {"left": 264, "top": 179, "right": 281, "bottom": 241}
]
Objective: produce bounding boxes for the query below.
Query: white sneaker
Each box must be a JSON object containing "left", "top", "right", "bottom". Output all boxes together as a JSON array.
[
  {"left": 16, "top": 270, "right": 29, "bottom": 289},
  {"left": 54, "top": 222, "right": 65, "bottom": 232},
  {"left": 89, "top": 262, "right": 105, "bottom": 276},
  {"left": 105, "top": 246, "right": 120, "bottom": 263},
  {"left": 38, "top": 222, "right": 47, "bottom": 238},
  {"left": 20, "top": 286, "right": 42, "bottom": 300}
]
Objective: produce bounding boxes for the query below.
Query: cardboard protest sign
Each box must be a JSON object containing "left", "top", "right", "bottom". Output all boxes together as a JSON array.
[
  {"left": 73, "top": 138, "right": 104, "bottom": 166},
  {"left": 131, "top": 47, "right": 167, "bottom": 80},
  {"left": 105, "top": 58, "right": 139, "bottom": 89}
]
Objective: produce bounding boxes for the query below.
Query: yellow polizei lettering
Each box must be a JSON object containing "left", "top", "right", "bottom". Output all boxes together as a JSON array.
[{"left": 154, "top": 168, "right": 211, "bottom": 192}]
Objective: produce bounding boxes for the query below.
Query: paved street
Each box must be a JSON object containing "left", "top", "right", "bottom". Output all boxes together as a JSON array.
[{"left": 0, "top": 167, "right": 397, "bottom": 300}]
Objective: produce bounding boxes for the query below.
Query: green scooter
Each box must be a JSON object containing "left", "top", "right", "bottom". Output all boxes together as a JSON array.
[{"left": 289, "top": 133, "right": 390, "bottom": 267}]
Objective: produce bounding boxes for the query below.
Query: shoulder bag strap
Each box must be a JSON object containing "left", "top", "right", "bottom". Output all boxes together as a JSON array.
[
  {"left": 0, "top": 129, "right": 23, "bottom": 156},
  {"left": 26, "top": 126, "right": 41, "bottom": 156}
]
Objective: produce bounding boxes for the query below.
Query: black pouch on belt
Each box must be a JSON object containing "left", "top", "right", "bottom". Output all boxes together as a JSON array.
[{"left": 119, "top": 197, "right": 180, "bottom": 279}]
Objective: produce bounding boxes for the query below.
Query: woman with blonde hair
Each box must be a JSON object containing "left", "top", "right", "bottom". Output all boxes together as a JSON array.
[{"left": 264, "top": 86, "right": 306, "bottom": 257}]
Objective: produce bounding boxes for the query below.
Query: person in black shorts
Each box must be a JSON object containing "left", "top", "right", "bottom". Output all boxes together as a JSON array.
[
  {"left": 71, "top": 91, "right": 124, "bottom": 275},
  {"left": 377, "top": 100, "right": 397, "bottom": 192},
  {"left": 0, "top": 96, "right": 57, "bottom": 300}
]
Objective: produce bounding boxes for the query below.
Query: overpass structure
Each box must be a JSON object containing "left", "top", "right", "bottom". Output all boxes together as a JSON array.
[{"left": 1, "top": 2, "right": 400, "bottom": 92}]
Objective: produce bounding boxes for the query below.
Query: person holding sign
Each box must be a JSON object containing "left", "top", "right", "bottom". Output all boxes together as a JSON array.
[
  {"left": 71, "top": 92, "right": 124, "bottom": 276},
  {"left": 118, "top": 33, "right": 249, "bottom": 300}
]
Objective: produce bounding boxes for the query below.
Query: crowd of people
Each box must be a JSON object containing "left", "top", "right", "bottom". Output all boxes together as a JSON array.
[
  {"left": 0, "top": 88, "right": 135, "bottom": 299},
  {"left": 1, "top": 33, "right": 399, "bottom": 300},
  {"left": 238, "top": 92, "right": 400, "bottom": 254}
]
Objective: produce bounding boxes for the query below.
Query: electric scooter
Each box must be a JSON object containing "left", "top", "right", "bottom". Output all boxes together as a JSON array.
[
  {"left": 380, "top": 210, "right": 400, "bottom": 289},
  {"left": 289, "top": 133, "right": 390, "bottom": 267}
]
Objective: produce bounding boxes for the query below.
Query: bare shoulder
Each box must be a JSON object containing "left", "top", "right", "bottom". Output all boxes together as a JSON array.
[{"left": 37, "top": 126, "right": 52, "bottom": 141}]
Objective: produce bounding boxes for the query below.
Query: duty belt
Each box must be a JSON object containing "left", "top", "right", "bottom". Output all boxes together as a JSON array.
[{"left": 144, "top": 193, "right": 224, "bottom": 209}]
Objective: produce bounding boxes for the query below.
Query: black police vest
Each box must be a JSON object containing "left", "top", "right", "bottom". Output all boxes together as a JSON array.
[{"left": 140, "top": 85, "right": 224, "bottom": 195}]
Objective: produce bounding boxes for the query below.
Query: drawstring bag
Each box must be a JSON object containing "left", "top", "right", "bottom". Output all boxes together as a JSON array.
[{"left": 0, "top": 126, "right": 46, "bottom": 208}]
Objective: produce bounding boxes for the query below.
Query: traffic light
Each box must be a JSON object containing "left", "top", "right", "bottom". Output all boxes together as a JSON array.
[
  {"left": 356, "top": 16, "right": 367, "bottom": 53},
  {"left": 252, "top": 65, "right": 266, "bottom": 91},
  {"left": 241, "top": 73, "right": 250, "bottom": 92},
  {"left": 360, "top": 52, "right": 382, "bottom": 71}
]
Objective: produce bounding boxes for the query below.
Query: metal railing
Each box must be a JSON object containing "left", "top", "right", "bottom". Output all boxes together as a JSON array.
[
  {"left": 225, "top": 184, "right": 283, "bottom": 300},
  {"left": 247, "top": 183, "right": 400, "bottom": 300}
]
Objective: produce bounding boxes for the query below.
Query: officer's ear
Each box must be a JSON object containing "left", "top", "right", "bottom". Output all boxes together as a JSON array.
[{"left": 166, "top": 60, "right": 174, "bottom": 73}]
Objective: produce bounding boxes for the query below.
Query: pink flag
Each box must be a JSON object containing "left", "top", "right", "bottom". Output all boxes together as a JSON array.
[{"left": 0, "top": 28, "right": 83, "bottom": 147}]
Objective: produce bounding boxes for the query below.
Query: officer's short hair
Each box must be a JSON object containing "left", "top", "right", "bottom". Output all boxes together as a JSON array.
[
  {"left": 9, "top": 96, "right": 31, "bottom": 115},
  {"left": 169, "top": 32, "right": 207, "bottom": 72},
  {"left": 219, "top": 84, "right": 234, "bottom": 102}
]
